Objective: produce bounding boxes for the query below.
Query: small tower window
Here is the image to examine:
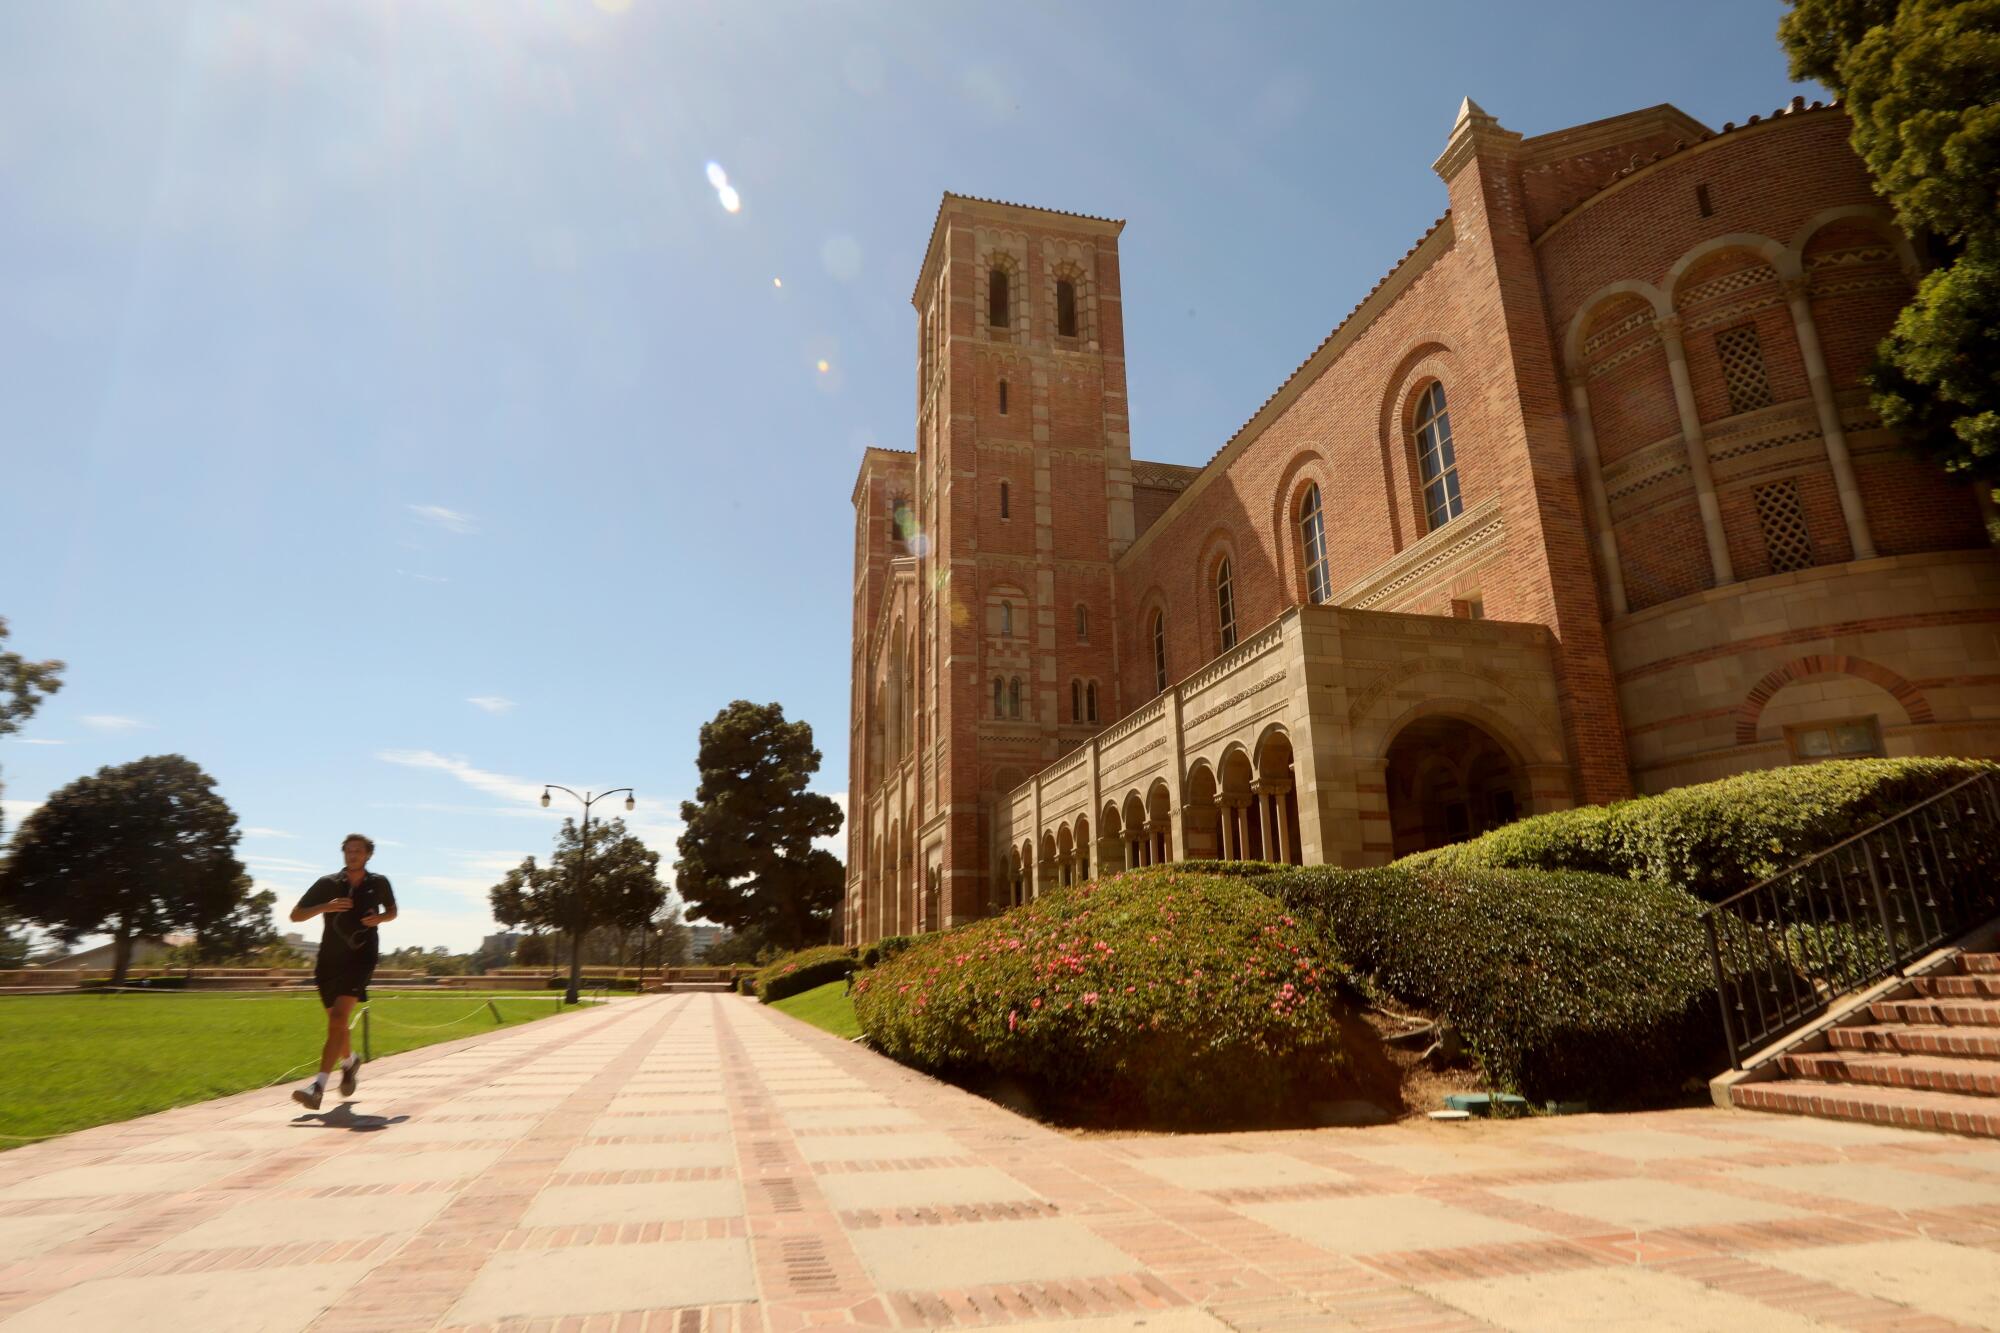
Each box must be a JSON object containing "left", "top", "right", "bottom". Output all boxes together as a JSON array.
[
  {"left": 889, "top": 497, "right": 912, "bottom": 552},
  {"left": 1008, "top": 676, "right": 1022, "bottom": 719},
  {"left": 1151, "top": 611, "right": 1167, "bottom": 695},
  {"left": 988, "top": 268, "right": 1010, "bottom": 328},
  {"left": 1215, "top": 556, "right": 1237, "bottom": 652},
  {"left": 992, "top": 676, "right": 1004, "bottom": 717},
  {"left": 999, "top": 481, "right": 1010, "bottom": 520},
  {"left": 1086, "top": 681, "right": 1098, "bottom": 722},
  {"left": 998, "top": 379, "right": 1009, "bottom": 414},
  {"left": 1055, "top": 279, "right": 1078, "bottom": 337},
  {"left": 1000, "top": 601, "right": 1013, "bottom": 637},
  {"left": 1299, "top": 484, "right": 1331, "bottom": 604},
  {"left": 1076, "top": 605, "right": 1089, "bottom": 642},
  {"left": 1071, "top": 679, "right": 1082, "bottom": 722},
  {"left": 1412, "top": 382, "right": 1464, "bottom": 531}
]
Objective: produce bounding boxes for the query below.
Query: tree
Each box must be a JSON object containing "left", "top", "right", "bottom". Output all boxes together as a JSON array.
[
  {"left": 674, "top": 701, "right": 845, "bottom": 950},
  {"left": 189, "top": 879, "right": 279, "bottom": 963},
  {"left": 0, "top": 755, "right": 247, "bottom": 982},
  {"left": 0, "top": 617, "right": 65, "bottom": 843},
  {"left": 1778, "top": 0, "right": 2000, "bottom": 488},
  {"left": 489, "top": 816, "right": 665, "bottom": 1003}
]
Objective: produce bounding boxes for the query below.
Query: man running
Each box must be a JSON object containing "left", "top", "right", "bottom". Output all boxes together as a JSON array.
[{"left": 289, "top": 832, "right": 398, "bottom": 1110}]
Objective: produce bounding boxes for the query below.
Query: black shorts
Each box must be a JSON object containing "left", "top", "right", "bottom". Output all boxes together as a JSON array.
[{"left": 315, "top": 959, "right": 375, "bottom": 1008}]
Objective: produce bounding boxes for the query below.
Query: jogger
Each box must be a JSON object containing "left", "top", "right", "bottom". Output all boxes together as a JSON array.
[{"left": 289, "top": 832, "right": 397, "bottom": 1110}]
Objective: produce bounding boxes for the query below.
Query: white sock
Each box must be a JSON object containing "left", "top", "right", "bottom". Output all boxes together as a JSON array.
[
  {"left": 308, "top": 1071, "right": 328, "bottom": 1091},
  {"left": 342, "top": 1053, "right": 359, "bottom": 1070}
]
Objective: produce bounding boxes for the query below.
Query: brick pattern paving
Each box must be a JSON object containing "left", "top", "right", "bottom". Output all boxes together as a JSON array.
[{"left": 2, "top": 993, "right": 1999, "bottom": 1331}]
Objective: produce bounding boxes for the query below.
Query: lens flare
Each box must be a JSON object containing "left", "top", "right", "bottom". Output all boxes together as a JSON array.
[
  {"left": 717, "top": 185, "right": 741, "bottom": 213},
  {"left": 704, "top": 162, "right": 728, "bottom": 190},
  {"left": 816, "top": 359, "right": 830, "bottom": 373},
  {"left": 772, "top": 277, "right": 783, "bottom": 288}
]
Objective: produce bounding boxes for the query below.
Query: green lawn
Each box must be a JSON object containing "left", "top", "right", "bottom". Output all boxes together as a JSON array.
[
  {"left": 768, "top": 980, "right": 862, "bottom": 1039},
  {"left": 0, "top": 991, "right": 579, "bottom": 1147}
]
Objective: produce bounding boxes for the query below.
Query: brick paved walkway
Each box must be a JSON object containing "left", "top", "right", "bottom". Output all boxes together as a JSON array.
[{"left": 4, "top": 993, "right": 2000, "bottom": 1331}]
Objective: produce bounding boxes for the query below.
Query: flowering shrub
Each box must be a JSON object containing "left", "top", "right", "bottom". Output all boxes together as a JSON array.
[
  {"left": 858, "top": 934, "right": 920, "bottom": 969},
  {"left": 754, "top": 945, "right": 856, "bottom": 1004},
  {"left": 1270, "top": 862, "right": 1725, "bottom": 1104},
  {"left": 853, "top": 871, "right": 1354, "bottom": 1126}
]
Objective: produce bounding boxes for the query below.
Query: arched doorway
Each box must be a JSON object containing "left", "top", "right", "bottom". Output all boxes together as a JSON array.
[
  {"left": 1255, "top": 728, "right": 1304, "bottom": 865},
  {"left": 1183, "top": 762, "right": 1222, "bottom": 860},
  {"left": 1384, "top": 715, "right": 1526, "bottom": 858}
]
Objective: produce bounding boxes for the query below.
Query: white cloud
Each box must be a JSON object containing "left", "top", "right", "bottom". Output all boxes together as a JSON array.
[
  {"left": 1, "top": 798, "right": 44, "bottom": 825},
  {"left": 243, "top": 853, "right": 320, "bottom": 878},
  {"left": 815, "top": 789, "right": 847, "bottom": 855},
  {"left": 377, "top": 749, "right": 544, "bottom": 807},
  {"left": 396, "top": 569, "right": 450, "bottom": 584},
  {"left": 468, "top": 696, "right": 517, "bottom": 714},
  {"left": 407, "top": 504, "right": 477, "bottom": 535},
  {"left": 411, "top": 874, "right": 500, "bottom": 903},
  {"left": 81, "top": 714, "right": 150, "bottom": 731},
  {"left": 3, "top": 737, "right": 65, "bottom": 746},
  {"left": 242, "top": 826, "right": 296, "bottom": 839}
]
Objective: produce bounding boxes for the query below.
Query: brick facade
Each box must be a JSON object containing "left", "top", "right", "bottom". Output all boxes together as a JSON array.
[{"left": 845, "top": 98, "right": 2000, "bottom": 945}]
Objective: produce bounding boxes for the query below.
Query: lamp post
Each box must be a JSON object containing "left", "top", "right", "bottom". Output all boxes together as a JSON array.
[{"left": 540, "top": 784, "right": 636, "bottom": 1005}]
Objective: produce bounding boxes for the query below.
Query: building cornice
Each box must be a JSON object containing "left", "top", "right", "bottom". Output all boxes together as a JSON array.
[{"left": 911, "top": 193, "right": 1126, "bottom": 308}]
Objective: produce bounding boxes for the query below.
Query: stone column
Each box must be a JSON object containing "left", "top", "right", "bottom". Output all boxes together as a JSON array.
[
  {"left": 1255, "top": 787, "right": 1277, "bottom": 863},
  {"left": 1565, "top": 375, "right": 1629, "bottom": 616},
  {"left": 1273, "top": 784, "right": 1293, "bottom": 866},
  {"left": 1781, "top": 275, "right": 1876, "bottom": 560},
  {"left": 1234, "top": 802, "right": 1251, "bottom": 862},
  {"left": 1219, "top": 803, "right": 1236, "bottom": 860},
  {"left": 1655, "top": 315, "right": 1735, "bottom": 585}
]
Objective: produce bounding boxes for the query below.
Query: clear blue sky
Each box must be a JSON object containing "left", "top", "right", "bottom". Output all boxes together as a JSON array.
[{"left": 0, "top": 1, "right": 1816, "bottom": 951}]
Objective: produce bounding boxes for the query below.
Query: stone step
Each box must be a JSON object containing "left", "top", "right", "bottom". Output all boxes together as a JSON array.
[
  {"left": 1732, "top": 1078, "right": 2000, "bottom": 1138},
  {"left": 1963, "top": 953, "right": 2000, "bottom": 975},
  {"left": 1781, "top": 1050, "right": 2000, "bottom": 1097},
  {"left": 1914, "top": 973, "right": 2000, "bottom": 999},
  {"left": 1868, "top": 997, "right": 2000, "bottom": 1027},
  {"left": 1827, "top": 1023, "right": 2000, "bottom": 1058}
]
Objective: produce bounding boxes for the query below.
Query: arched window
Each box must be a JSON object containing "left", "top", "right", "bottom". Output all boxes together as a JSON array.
[
  {"left": 1055, "top": 279, "right": 1078, "bottom": 337},
  {"left": 993, "top": 676, "right": 1004, "bottom": 717},
  {"left": 1086, "top": 681, "right": 1098, "bottom": 722},
  {"left": 998, "top": 379, "right": 1009, "bottom": 415},
  {"left": 1076, "top": 605, "right": 1089, "bottom": 642},
  {"left": 1299, "top": 485, "right": 1331, "bottom": 604},
  {"left": 988, "top": 268, "right": 1010, "bottom": 328},
  {"left": 1152, "top": 611, "right": 1167, "bottom": 695},
  {"left": 1071, "top": 679, "right": 1082, "bottom": 722},
  {"left": 1412, "top": 382, "right": 1463, "bottom": 531},
  {"left": 890, "top": 497, "right": 911, "bottom": 552},
  {"left": 1000, "top": 601, "right": 1013, "bottom": 637},
  {"left": 1215, "top": 556, "right": 1237, "bottom": 652},
  {"left": 1008, "top": 676, "right": 1022, "bottom": 718},
  {"left": 999, "top": 481, "right": 1010, "bottom": 520}
]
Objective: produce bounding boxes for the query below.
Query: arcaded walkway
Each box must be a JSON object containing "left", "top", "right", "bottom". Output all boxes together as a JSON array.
[{"left": 3, "top": 993, "right": 2000, "bottom": 1331}]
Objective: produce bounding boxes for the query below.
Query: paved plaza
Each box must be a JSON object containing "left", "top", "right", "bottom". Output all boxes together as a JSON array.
[{"left": 3, "top": 994, "right": 1999, "bottom": 1331}]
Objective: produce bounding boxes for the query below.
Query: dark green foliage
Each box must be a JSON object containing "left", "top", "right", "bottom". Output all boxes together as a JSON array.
[
  {"left": 190, "top": 884, "right": 279, "bottom": 963},
  {"left": 488, "top": 817, "right": 666, "bottom": 1003},
  {"left": 0, "top": 755, "right": 248, "bottom": 983},
  {"left": 1164, "top": 860, "right": 1283, "bottom": 879},
  {"left": 854, "top": 871, "right": 1352, "bottom": 1127},
  {"left": 858, "top": 934, "right": 920, "bottom": 969},
  {"left": 755, "top": 945, "right": 857, "bottom": 1003},
  {"left": 1778, "top": 0, "right": 2000, "bottom": 485},
  {"left": 1420, "top": 758, "right": 1992, "bottom": 901},
  {"left": 1270, "top": 863, "right": 1724, "bottom": 1104},
  {"left": 674, "top": 701, "right": 845, "bottom": 949}
]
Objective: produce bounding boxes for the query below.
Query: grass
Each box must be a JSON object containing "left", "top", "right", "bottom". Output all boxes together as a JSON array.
[
  {"left": 0, "top": 990, "right": 579, "bottom": 1147},
  {"left": 768, "top": 979, "right": 862, "bottom": 1040}
]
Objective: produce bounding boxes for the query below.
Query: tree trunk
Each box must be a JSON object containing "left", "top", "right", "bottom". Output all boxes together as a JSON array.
[
  {"left": 112, "top": 916, "right": 133, "bottom": 985},
  {"left": 565, "top": 928, "right": 584, "bottom": 1005}
]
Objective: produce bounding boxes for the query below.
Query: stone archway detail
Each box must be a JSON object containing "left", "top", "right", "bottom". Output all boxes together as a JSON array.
[{"left": 1735, "top": 654, "right": 1932, "bottom": 744}]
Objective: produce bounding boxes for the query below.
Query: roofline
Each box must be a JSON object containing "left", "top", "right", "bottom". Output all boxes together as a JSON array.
[
  {"left": 1517, "top": 102, "right": 1711, "bottom": 165},
  {"left": 1535, "top": 99, "right": 1841, "bottom": 247},
  {"left": 850, "top": 446, "right": 915, "bottom": 507},
  {"left": 911, "top": 192, "right": 1126, "bottom": 307},
  {"left": 1116, "top": 213, "right": 1455, "bottom": 571}
]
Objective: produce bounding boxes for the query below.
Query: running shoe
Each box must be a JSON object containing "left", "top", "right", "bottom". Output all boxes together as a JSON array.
[
  {"left": 339, "top": 1058, "right": 359, "bottom": 1097},
  {"left": 291, "top": 1083, "right": 324, "bottom": 1111}
]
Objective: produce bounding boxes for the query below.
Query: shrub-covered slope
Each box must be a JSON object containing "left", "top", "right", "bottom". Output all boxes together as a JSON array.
[{"left": 754, "top": 945, "right": 856, "bottom": 1003}]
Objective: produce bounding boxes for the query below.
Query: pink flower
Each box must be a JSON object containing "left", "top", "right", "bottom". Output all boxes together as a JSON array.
[
  {"left": 1082, "top": 992, "right": 1099, "bottom": 1006},
  {"left": 1008, "top": 1010, "right": 1019, "bottom": 1031},
  {"left": 1031, "top": 997, "right": 1043, "bottom": 1010}
]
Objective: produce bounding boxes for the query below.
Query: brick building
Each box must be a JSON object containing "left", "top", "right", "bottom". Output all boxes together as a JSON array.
[{"left": 844, "top": 96, "right": 2000, "bottom": 945}]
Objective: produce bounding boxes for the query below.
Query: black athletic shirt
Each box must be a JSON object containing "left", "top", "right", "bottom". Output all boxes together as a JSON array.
[{"left": 295, "top": 871, "right": 397, "bottom": 967}]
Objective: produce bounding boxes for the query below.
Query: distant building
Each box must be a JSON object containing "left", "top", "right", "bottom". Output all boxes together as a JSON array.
[
  {"left": 686, "top": 925, "right": 726, "bottom": 962},
  {"left": 30, "top": 937, "right": 176, "bottom": 970},
  {"left": 480, "top": 932, "right": 523, "bottom": 957},
  {"left": 280, "top": 931, "right": 319, "bottom": 961}
]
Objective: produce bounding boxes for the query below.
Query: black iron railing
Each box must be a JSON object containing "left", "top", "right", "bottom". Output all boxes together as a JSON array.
[{"left": 1704, "top": 769, "right": 2000, "bottom": 1068}]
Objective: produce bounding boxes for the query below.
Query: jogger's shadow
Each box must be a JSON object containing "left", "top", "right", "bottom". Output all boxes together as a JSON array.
[{"left": 290, "top": 1102, "right": 411, "bottom": 1132}]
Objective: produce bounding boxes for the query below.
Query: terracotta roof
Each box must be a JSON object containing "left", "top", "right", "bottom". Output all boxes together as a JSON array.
[
  {"left": 911, "top": 192, "right": 1125, "bottom": 304},
  {"left": 1131, "top": 460, "right": 1203, "bottom": 490},
  {"left": 1554, "top": 97, "right": 1840, "bottom": 225}
]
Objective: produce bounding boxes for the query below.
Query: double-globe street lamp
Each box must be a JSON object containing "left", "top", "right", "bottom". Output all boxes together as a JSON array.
[{"left": 540, "top": 784, "right": 635, "bottom": 1005}]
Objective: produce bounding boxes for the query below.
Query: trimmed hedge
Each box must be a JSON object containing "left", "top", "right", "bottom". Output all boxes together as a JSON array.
[
  {"left": 1166, "top": 860, "right": 1283, "bottom": 879},
  {"left": 1269, "top": 862, "right": 1725, "bottom": 1105},
  {"left": 754, "top": 946, "right": 856, "bottom": 1004},
  {"left": 858, "top": 935, "right": 921, "bottom": 969},
  {"left": 1421, "top": 758, "right": 1994, "bottom": 902},
  {"left": 853, "top": 871, "right": 1360, "bottom": 1127}
]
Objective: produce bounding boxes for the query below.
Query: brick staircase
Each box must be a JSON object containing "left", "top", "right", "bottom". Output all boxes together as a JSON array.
[{"left": 1730, "top": 948, "right": 2000, "bottom": 1137}]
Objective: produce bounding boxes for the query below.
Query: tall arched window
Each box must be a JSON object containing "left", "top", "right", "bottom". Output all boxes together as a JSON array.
[
  {"left": 1000, "top": 601, "right": 1013, "bottom": 637},
  {"left": 1152, "top": 611, "right": 1167, "bottom": 695},
  {"left": 992, "top": 676, "right": 1004, "bottom": 717},
  {"left": 1086, "top": 681, "right": 1098, "bottom": 722},
  {"left": 1055, "top": 279, "right": 1078, "bottom": 337},
  {"left": 999, "top": 481, "right": 1010, "bottom": 519},
  {"left": 1413, "top": 382, "right": 1463, "bottom": 531},
  {"left": 1299, "top": 485, "right": 1331, "bottom": 604},
  {"left": 1076, "top": 605, "right": 1089, "bottom": 642},
  {"left": 1008, "top": 676, "right": 1022, "bottom": 718},
  {"left": 1215, "top": 556, "right": 1237, "bottom": 652},
  {"left": 988, "top": 268, "right": 1010, "bottom": 327},
  {"left": 1071, "top": 679, "right": 1082, "bottom": 722},
  {"left": 998, "top": 379, "right": 1009, "bottom": 414}
]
